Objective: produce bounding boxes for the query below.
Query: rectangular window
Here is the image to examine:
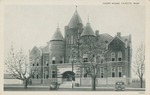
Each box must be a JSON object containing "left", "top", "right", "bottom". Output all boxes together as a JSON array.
[
  {"left": 112, "top": 72, "right": 115, "bottom": 77},
  {"left": 36, "top": 75, "right": 39, "bottom": 79},
  {"left": 71, "top": 36, "right": 73, "bottom": 44},
  {"left": 100, "top": 67, "right": 104, "bottom": 78},
  {"left": 46, "top": 75, "right": 49, "bottom": 79},
  {"left": 101, "top": 59, "right": 104, "bottom": 63},
  {"left": 84, "top": 73, "right": 88, "bottom": 78},
  {"left": 83, "top": 68, "right": 88, "bottom": 78},
  {"left": 119, "top": 72, "right": 122, "bottom": 77},
  {"left": 84, "top": 58, "right": 88, "bottom": 62},
  {"left": 52, "top": 61, "right": 55, "bottom": 64},
  {"left": 101, "top": 73, "right": 104, "bottom": 78},
  {"left": 111, "top": 66, "right": 115, "bottom": 77},
  {"left": 60, "top": 61, "right": 63, "bottom": 64},
  {"left": 37, "top": 62, "right": 39, "bottom": 66},
  {"left": 45, "top": 60, "right": 49, "bottom": 66},
  {"left": 52, "top": 71, "right": 56, "bottom": 78},
  {"left": 112, "top": 58, "right": 115, "bottom": 61},
  {"left": 118, "top": 58, "right": 122, "bottom": 61},
  {"left": 118, "top": 66, "right": 122, "bottom": 77}
]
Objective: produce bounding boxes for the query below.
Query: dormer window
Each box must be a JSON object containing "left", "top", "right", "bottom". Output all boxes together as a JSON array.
[
  {"left": 118, "top": 51, "right": 122, "bottom": 61},
  {"left": 111, "top": 52, "right": 115, "bottom": 61}
]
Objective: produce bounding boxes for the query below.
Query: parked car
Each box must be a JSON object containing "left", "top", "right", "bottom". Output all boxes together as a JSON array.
[
  {"left": 115, "top": 82, "right": 125, "bottom": 91},
  {"left": 49, "top": 82, "right": 60, "bottom": 90}
]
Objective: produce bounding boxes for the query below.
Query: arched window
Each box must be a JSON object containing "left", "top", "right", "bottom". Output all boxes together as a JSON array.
[
  {"left": 52, "top": 57, "right": 56, "bottom": 64},
  {"left": 118, "top": 51, "right": 122, "bottom": 61},
  {"left": 111, "top": 52, "right": 115, "bottom": 61}
]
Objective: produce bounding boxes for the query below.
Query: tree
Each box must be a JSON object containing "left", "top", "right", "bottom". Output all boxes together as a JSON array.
[
  {"left": 4, "top": 46, "right": 37, "bottom": 89},
  {"left": 133, "top": 44, "right": 145, "bottom": 88},
  {"left": 79, "top": 36, "right": 102, "bottom": 90}
]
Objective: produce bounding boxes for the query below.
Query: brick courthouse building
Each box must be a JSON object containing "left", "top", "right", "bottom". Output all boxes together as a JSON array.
[{"left": 29, "top": 9, "right": 132, "bottom": 86}]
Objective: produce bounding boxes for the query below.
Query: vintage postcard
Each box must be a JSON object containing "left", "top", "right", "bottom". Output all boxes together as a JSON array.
[{"left": 0, "top": 0, "right": 149, "bottom": 95}]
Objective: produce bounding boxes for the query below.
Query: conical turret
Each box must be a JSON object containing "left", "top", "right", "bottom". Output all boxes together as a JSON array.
[
  {"left": 81, "top": 22, "right": 95, "bottom": 37},
  {"left": 68, "top": 9, "right": 83, "bottom": 29},
  {"left": 51, "top": 27, "right": 64, "bottom": 41},
  {"left": 49, "top": 26, "right": 65, "bottom": 64}
]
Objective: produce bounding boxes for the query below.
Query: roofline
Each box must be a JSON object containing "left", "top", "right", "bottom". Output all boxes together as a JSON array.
[
  {"left": 50, "top": 39, "right": 64, "bottom": 42},
  {"left": 30, "top": 46, "right": 43, "bottom": 56},
  {"left": 99, "top": 33, "right": 113, "bottom": 39},
  {"left": 80, "top": 34, "right": 96, "bottom": 38},
  {"left": 108, "top": 35, "right": 125, "bottom": 46}
]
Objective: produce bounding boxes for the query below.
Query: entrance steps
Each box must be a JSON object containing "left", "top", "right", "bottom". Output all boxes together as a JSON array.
[{"left": 59, "top": 81, "right": 72, "bottom": 88}]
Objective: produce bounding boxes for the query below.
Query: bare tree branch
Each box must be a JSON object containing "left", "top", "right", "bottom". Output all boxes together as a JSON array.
[{"left": 133, "top": 43, "right": 145, "bottom": 88}]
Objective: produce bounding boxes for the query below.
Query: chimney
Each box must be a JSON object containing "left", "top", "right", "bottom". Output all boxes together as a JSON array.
[
  {"left": 117, "top": 32, "right": 121, "bottom": 37},
  {"left": 95, "top": 30, "right": 99, "bottom": 36}
]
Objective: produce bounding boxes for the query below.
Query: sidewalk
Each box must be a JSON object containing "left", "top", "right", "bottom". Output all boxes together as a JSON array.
[{"left": 4, "top": 84, "right": 145, "bottom": 90}]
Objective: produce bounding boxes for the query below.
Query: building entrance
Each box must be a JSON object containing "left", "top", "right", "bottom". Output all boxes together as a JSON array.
[{"left": 62, "top": 71, "right": 75, "bottom": 81}]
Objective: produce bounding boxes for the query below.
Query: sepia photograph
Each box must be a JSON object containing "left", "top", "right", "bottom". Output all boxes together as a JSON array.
[{"left": 2, "top": 0, "right": 147, "bottom": 93}]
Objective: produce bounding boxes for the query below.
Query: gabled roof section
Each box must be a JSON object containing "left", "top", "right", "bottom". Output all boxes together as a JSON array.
[
  {"left": 99, "top": 33, "right": 113, "bottom": 42},
  {"left": 51, "top": 28, "right": 64, "bottom": 41},
  {"left": 30, "top": 46, "right": 42, "bottom": 58},
  {"left": 68, "top": 10, "right": 83, "bottom": 29},
  {"left": 108, "top": 36, "right": 125, "bottom": 46},
  {"left": 81, "top": 22, "right": 95, "bottom": 37},
  {"left": 42, "top": 45, "right": 49, "bottom": 54}
]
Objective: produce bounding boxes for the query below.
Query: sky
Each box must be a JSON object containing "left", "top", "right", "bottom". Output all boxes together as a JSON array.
[{"left": 4, "top": 5, "right": 145, "bottom": 78}]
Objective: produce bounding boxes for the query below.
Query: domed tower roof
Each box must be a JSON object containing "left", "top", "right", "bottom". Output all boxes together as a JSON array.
[
  {"left": 81, "top": 22, "right": 95, "bottom": 37},
  {"left": 51, "top": 27, "right": 64, "bottom": 41},
  {"left": 68, "top": 9, "right": 83, "bottom": 29}
]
